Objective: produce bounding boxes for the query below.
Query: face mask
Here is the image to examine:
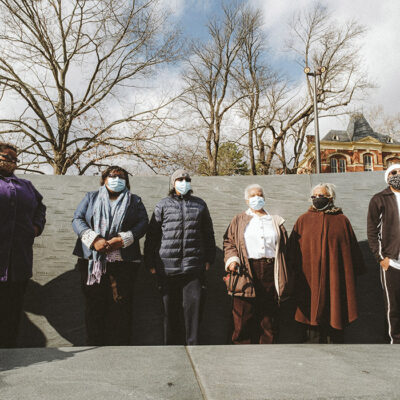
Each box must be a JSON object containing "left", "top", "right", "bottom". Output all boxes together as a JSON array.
[
  {"left": 388, "top": 175, "right": 400, "bottom": 191},
  {"left": 312, "top": 197, "right": 331, "bottom": 210},
  {"left": 175, "top": 180, "right": 191, "bottom": 195},
  {"left": 0, "top": 160, "right": 16, "bottom": 176},
  {"left": 248, "top": 196, "right": 265, "bottom": 211},
  {"left": 106, "top": 177, "right": 126, "bottom": 193}
]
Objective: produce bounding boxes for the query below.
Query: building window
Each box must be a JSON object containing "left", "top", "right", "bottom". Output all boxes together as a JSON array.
[
  {"left": 364, "top": 154, "right": 373, "bottom": 171},
  {"left": 339, "top": 159, "right": 346, "bottom": 173},
  {"left": 330, "top": 158, "right": 337, "bottom": 173},
  {"left": 387, "top": 158, "right": 400, "bottom": 167},
  {"left": 330, "top": 157, "right": 346, "bottom": 173}
]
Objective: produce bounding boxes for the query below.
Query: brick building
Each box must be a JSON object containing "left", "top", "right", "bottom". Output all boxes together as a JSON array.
[{"left": 298, "top": 114, "right": 400, "bottom": 173}]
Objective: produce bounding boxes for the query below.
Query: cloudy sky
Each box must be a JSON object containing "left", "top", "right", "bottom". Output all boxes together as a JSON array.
[{"left": 169, "top": 0, "right": 400, "bottom": 134}]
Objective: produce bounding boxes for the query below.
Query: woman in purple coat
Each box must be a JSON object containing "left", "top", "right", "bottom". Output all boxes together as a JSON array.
[{"left": 0, "top": 142, "right": 46, "bottom": 348}]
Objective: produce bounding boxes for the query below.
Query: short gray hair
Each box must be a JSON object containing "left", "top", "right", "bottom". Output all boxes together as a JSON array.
[
  {"left": 244, "top": 184, "right": 264, "bottom": 200},
  {"left": 311, "top": 182, "right": 336, "bottom": 199}
]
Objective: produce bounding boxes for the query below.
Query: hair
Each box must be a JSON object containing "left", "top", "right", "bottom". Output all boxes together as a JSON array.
[
  {"left": 311, "top": 182, "right": 336, "bottom": 199},
  {"left": 244, "top": 184, "right": 264, "bottom": 200},
  {"left": 100, "top": 166, "right": 130, "bottom": 190},
  {"left": 0, "top": 142, "right": 18, "bottom": 153}
]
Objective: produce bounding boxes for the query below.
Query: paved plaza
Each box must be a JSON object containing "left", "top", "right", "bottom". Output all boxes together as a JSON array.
[{"left": 1, "top": 345, "right": 399, "bottom": 399}]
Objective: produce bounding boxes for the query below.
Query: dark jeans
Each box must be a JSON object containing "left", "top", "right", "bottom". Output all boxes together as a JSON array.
[
  {"left": 79, "top": 259, "right": 139, "bottom": 346},
  {"left": 232, "top": 258, "right": 278, "bottom": 344},
  {"left": 162, "top": 273, "right": 203, "bottom": 345},
  {"left": 381, "top": 266, "right": 400, "bottom": 344},
  {"left": 0, "top": 279, "right": 28, "bottom": 348}
]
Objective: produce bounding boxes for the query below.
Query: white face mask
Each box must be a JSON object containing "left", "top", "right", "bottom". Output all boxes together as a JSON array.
[
  {"left": 175, "top": 180, "right": 191, "bottom": 195},
  {"left": 248, "top": 196, "right": 265, "bottom": 210}
]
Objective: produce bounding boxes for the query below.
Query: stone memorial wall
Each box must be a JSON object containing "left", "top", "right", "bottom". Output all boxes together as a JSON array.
[{"left": 17, "top": 171, "right": 387, "bottom": 346}]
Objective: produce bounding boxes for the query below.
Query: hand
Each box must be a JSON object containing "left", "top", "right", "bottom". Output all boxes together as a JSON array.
[
  {"left": 149, "top": 268, "right": 163, "bottom": 292},
  {"left": 380, "top": 257, "right": 391, "bottom": 271},
  {"left": 93, "top": 237, "right": 110, "bottom": 253},
  {"left": 227, "top": 262, "right": 239, "bottom": 273},
  {"left": 33, "top": 225, "right": 40, "bottom": 237},
  {"left": 149, "top": 267, "right": 157, "bottom": 275},
  {"left": 205, "top": 262, "right": 211, "bottom": 271},
  {"left": 106, "top": 236, "right": 124, "bottom": 252}
]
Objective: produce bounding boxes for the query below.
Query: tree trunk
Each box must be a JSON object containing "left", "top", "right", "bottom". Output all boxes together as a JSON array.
[{"left": 248, "top": 119, "right": 256, "bottom": 175}]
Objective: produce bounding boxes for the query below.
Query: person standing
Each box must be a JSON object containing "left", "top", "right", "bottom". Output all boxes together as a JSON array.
[
  {"left": 0, "top": 142, "right": 46, "bottom": 348},
  {"left": 144, "top": 169, "right": 216, "bottom": 345},
  {"left": 223, "top": 184, "right": 289, "bottom": 344},
  {"left": 289, "top": 183, "right": 365, "bottom": 343},
  {"left": 368, "top": 164, "right": 400, "bottom": 344},
  {"left": 72, "top": 166, "right": 148, "bottom": 345}
]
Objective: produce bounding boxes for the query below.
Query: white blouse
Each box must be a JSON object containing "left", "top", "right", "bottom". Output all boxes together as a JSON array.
[{"left": 244, "top": 208, "right": 277, "bottom": 259}]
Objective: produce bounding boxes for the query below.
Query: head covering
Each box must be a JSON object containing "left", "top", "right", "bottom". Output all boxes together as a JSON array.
[
  {"left": 385, "top": 164, "right": 400, "bottom": 183},
  {"left": 170, "top": 169, "right": 191, "bottom": 187}
]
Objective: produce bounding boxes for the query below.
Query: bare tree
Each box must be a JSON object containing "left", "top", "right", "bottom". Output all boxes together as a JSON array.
[
  {"left": 232, "top": 7, "right": 271, "bottom": 175},
  {"left": 366, "top": 105, "right": 400, "bottom": 140},
  {"left": 233, "top": 2, "right": 372, "bottom": 174},
  {"left": 0, "top": 0, "right": 180, "bottom": 174},
  {"left": 279, "top": 3, "right": 372, "bottom": 173},
  {"left": 181, "top": 2, "right": 249, "bottom": 176}
]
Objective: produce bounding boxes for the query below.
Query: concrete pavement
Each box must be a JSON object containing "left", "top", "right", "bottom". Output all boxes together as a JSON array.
[{"left": 1, "top": 345, "right": 399, "bottom": 399}]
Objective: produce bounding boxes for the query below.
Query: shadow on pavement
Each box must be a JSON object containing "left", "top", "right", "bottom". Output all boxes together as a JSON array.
[{"left": 0, "top": 347, "right": 92, "bottom": 373}]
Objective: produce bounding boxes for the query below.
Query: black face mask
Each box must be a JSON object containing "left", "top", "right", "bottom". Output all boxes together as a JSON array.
[
  {"left": 388, "top": 175, "right": 400, "bottom": 191},
  {"left": 312, "top": 197, "right": 331, "bottom": 210}
]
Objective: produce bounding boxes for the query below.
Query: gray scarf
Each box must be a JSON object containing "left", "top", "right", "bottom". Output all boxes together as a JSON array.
[{"left": 87, "top": 185, "right": 130, "bottom": 285}]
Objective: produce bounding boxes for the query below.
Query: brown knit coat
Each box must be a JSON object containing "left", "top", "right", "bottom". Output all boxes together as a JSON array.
[{"left": 289, "top": 207, "right": 366, "bottom": 330}]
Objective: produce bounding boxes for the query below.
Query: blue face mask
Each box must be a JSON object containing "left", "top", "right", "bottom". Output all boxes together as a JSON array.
[
  {"left": 175, "top": 180, "right": 191, "bottom": 195},
  {"left": 106, "top": 177, "right": 126, "bottom": 193},
  {"left": 248, "top": 196, "right": 265, "bottom": 211}
]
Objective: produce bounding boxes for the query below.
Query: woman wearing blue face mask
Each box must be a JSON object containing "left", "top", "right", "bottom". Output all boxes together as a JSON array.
[
  {"left": 144, "top": 169, "right": 216, "bottom": 345},
  {"left": 223, "top": 184, "right": 289, "bottom": 344},
  {"left": 72, "top": 166, "right": 148, "bottom": 345}
]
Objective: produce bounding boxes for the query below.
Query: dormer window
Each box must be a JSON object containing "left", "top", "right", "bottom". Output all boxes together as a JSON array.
[
  {"left": 387, "top": 137, "right": 394, "bottom": 143},
  {"left": 332, "top": 135, "right": 339, "bottom": 141}
]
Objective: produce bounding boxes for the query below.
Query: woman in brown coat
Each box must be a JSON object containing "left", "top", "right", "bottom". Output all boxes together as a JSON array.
[
  {"left": 289, "top": 183, "right": 365, "bottom": 343},
  {"left": 223, "top": 184, "right": 289, "bottom": 344}
]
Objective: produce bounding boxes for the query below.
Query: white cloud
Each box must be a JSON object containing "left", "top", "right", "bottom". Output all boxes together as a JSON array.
[{"left": 248, "top": 0, "right": 400, "bottom": 132}]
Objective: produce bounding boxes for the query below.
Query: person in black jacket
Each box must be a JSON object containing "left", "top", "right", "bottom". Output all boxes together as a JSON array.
[
  {"left": 368, "top": 163, "right": 400, "bottom": 344},
  {"left": 144, "top": 169, "right": 216, "bottom": 345},
  {"left": 72, "top": 166, "right": 148, "bottom": 345}
]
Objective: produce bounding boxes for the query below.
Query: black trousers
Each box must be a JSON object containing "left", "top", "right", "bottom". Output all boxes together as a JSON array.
[
  {"left": 162, "top": 273, "right": 203, "bottom": 345},
  {"left": 381, "top": 266, "right": 400, "bottom": 344},
  {"left": 0, "top": 279, "right": 28, "bottom": 348},
  {"left": 79, "top": 259, "right": 139, "bottom": 346}
]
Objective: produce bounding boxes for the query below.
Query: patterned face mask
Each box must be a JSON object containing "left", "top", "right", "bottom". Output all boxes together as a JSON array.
[
  {"left": 388, "top": 175, "right": 400, "bottom": 191},
  {"left": 0, "top": 160, "right": 16, "bottom": 176}
]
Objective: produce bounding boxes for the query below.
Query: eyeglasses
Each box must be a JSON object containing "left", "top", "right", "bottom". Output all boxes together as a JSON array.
[
  {"left": 311, "top": 195, "right": 329, "bottom": 199},
  {"left": 389, "top": 170, "right": 400, "bottom": 176},
  {"left": 0, "top": 153, "right": 19, "bottom": 163}
]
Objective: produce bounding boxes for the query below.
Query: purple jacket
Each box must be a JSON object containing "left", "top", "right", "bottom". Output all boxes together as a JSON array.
[{"left": 0, "top": 174, "right": 46, "bottom": 282}]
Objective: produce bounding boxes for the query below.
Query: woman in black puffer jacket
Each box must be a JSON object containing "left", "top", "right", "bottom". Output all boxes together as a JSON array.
[{"left": 144, "top": 169, "right": 216, "bottom": 345}]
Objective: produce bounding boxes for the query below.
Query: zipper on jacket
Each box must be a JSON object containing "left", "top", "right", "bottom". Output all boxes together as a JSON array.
[{"left": 181, "top": 197, "right": 185, "bottom": 272}]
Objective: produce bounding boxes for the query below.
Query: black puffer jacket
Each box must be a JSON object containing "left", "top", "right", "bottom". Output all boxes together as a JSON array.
[{"left": 144, "top": 193, "right": 216, "bottom": 276}]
